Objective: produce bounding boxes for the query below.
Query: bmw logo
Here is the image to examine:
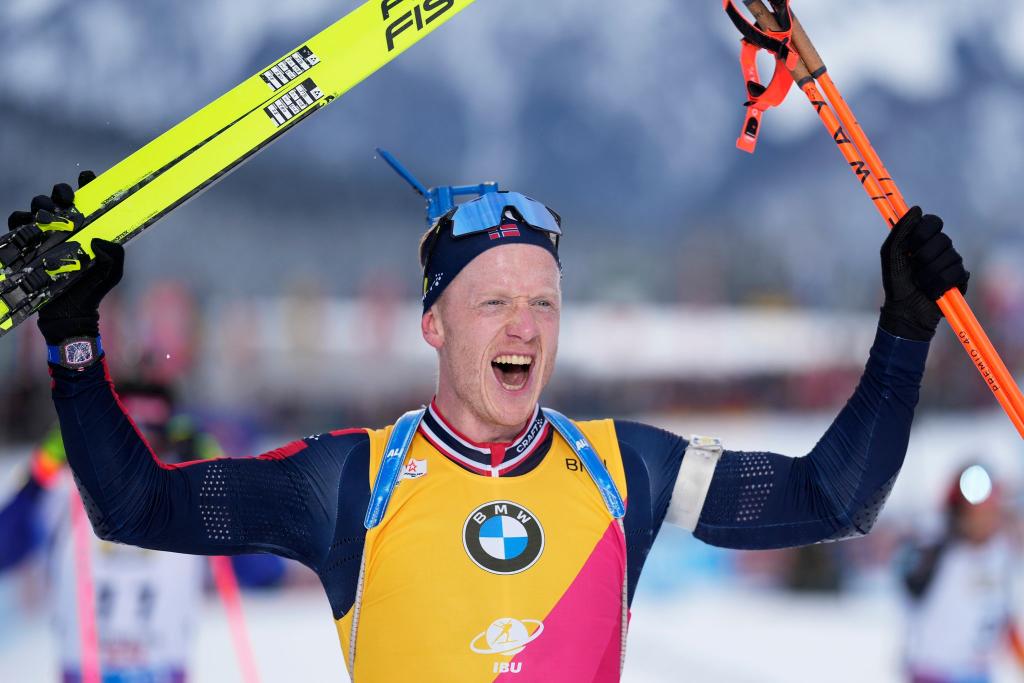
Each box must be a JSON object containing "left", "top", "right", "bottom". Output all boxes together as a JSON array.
[{"left": 463, "top": 501, "right": 544, "bottom": 575}]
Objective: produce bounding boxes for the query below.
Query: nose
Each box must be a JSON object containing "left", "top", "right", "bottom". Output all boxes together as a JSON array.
[{"left": 504, "top": 300, "right": 539, "bottom": 342}]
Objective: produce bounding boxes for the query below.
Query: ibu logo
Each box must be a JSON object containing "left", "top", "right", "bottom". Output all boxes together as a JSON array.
[
  {"left": 494, "top": 661, "right": 522, "bottom": 674},
  {"left": 470, "top": 616, "right": 544, "bottom": 673},
  {"left": 463, "top": 501, "right": 544, "bottom": 575}
]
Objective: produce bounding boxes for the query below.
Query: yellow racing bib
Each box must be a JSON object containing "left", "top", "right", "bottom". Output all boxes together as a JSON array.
[{"left": 336, "top": 418, "right": 628, "bottom": 682}]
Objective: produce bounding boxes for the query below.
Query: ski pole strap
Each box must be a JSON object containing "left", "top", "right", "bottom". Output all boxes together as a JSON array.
[
  {"left": 542, "top": 408, "right": 626, "bottom": 519},
  {"left": 732, "top": 40, "right": 795, "bottom": 153},
  {"left": 364, "top": 408, "right": 426, "bottom": 529},
  {"left": 723, "top": 0, "right": 796, "bottom": 65},
  {"left": 739, "top": 40, "right": 794, "bottom": 109},
  {"left": 723, "top": 0, "right": 798, "bottom": 153}
]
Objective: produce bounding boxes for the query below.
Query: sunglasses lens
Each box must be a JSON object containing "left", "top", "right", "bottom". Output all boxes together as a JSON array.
[
  {"left": 450, "top": 192, "right": 560, "bottom": 237},
  {"left": 510, "top": 193, "right": 561, "bottom": 234}
]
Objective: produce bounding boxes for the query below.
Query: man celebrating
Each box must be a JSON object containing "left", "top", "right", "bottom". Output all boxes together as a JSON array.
[{"left": 19, "top": 177, "right": 967, "bottom": 681}]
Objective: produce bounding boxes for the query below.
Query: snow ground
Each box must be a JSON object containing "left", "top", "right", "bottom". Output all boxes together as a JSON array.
[
  {"left": 0, "top": 582, "right": 904, "bottom": 683},
  {"left": 4, "top": 581, "right": 1019, "bottom": 683},
  {"left": 2, "top": 407, "right": 1022, "bottom": 682}
]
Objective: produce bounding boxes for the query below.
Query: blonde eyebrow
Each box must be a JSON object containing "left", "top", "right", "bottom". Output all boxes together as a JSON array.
[{"left": 473, "top": 289, "right": 560, "bottom": 300}]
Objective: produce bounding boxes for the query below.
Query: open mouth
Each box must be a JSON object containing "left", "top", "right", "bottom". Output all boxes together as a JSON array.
[{"left": 491, "top": 354, "right": 534, "bottom": 392}]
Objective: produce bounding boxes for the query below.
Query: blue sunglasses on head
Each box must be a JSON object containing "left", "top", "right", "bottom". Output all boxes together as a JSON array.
[
  {"left": 419, "top": 191, "right": 562, "bottom": 272},
  {"left": 448, "top": 191, "right": 562, "bottom": 237}
]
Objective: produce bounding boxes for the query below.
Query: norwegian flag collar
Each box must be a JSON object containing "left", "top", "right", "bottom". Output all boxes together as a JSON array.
[{"left": 418, "top": 400, "right": 552, "bottom": 478}]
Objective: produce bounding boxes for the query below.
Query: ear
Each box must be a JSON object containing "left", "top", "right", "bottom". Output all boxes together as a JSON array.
[{"left": 421, "top": 306, "right": 444, "bottom": 350}]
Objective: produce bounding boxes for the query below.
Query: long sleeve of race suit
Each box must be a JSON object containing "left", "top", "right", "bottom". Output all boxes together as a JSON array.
[
  {"left": 617, "top": 326, "right": 930, "bottom": 552},
  {"left": 48, "top": 359, "right": 366, "bottom": 571}
]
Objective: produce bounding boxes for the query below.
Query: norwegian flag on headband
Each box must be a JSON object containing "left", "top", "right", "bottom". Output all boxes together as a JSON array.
[
  {"left": 422, "top": 216, "right": 560, "bottom": 312},
  {"left": 488, "top": 223, "right": 522, "bottom": 240}
]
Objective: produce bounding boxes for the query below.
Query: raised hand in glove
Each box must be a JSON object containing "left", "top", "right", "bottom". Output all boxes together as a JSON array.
[
  {"left": 7, "top": 172, "right": 125, "bottom": 348},
  {"left": 879, "top": 206, "right": 969, "bottom": 342},
  {"left": 5, "top": 171, "right": 99, "bottom": 256}
]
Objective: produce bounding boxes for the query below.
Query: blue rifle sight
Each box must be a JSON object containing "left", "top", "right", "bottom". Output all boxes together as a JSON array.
[{"left": 376, "top": 148, "right": 499, "bottom": 227}]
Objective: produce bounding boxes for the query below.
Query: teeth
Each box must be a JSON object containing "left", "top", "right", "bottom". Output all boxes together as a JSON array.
[{"left": 493, "top": 354, "right": 532, "bottom": 366}]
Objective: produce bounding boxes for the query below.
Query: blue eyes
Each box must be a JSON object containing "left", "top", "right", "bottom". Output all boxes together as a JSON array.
[{"left": 482, "top": 299, "right": 554, "bottom": 308}]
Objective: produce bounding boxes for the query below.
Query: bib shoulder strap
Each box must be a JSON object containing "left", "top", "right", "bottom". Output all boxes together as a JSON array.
[
  {"left": 364, "top": 408, "right": 426, "bottom": 529},
  {"left": 542, "top": 408, "right": 626, "bottom": 519}
]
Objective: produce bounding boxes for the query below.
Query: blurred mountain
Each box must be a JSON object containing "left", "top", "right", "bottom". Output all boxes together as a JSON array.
[{"left": 1, "top": 0, "right": 1023, "bottom": 307}]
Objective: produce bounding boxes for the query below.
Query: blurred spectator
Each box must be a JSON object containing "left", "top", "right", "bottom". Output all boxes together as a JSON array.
[
  {"left": 0, "top": 377, "right": 283, "bottom": 683},
  {"left": 899, "top": 464, "right": 1024, "bottom": 683}
]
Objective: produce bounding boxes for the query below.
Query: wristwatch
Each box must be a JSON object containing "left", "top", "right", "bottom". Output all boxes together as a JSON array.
[{"left": 48, "top": 336, "right": 103, "bottom": 371}]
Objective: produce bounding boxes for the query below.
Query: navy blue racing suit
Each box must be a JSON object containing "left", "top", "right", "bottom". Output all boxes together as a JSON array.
[{"left": 49, "top": 327, "right": 926, "bottom": 617}]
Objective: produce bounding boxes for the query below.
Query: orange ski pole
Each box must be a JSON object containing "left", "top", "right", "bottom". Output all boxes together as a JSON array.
[
  {"left": 742, "top": 0, "right": 1024, "bottom": 438},
  {"left": 782, "top": 7, "right": 1024, "bottom": 429}
]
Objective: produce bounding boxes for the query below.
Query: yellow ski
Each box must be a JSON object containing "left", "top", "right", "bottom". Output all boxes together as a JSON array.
[{"left": 0, "top": 0, "right": 478, "bottom": 335}]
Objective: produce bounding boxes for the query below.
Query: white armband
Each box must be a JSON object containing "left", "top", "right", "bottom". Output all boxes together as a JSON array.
[{"left": 665, "top": 435, "right": 723, "bottom": 532}]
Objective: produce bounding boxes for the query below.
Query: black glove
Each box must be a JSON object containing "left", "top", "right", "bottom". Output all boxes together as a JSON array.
[
  {"left": 4, "top": 180, "right": 85, "bottom": 268},
  {"left": 7, "top": 171, "right": 94, "bottom": 238},
  {"left": 10, "top": 171, "right": 125, "bottom": 345},
  {"left": 879, "top": 206, "right": 969, "bottom": 342},
  {"left": 37, "top": 238, "right": 124, "bottom": 345}
]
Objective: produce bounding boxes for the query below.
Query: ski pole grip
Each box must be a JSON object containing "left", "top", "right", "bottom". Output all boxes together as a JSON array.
[
  {"left": 742, "top": 0, "right": 813, "bottom": 83},
  {"left": 789, "top": 13, "right": 825, "bottom": 76}
]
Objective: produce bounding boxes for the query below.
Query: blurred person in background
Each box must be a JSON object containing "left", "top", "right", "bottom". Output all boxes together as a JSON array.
[
  {"left": 0, "top": 377, "right": 284, "bottom": 683},
  {"left": 13, "top": 173, "right": 969, "bottom": 682},
  {"left": 901, "top": 465, "right": 1024, "bottom": 683}
]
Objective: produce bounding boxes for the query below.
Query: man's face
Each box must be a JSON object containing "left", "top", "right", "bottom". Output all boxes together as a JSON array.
[
  {"left": 958, "top": 497, "right": 1003, "bottom": 544},
  {"left": 423, "top": 244, "right": 561, "bottom": 434}
]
